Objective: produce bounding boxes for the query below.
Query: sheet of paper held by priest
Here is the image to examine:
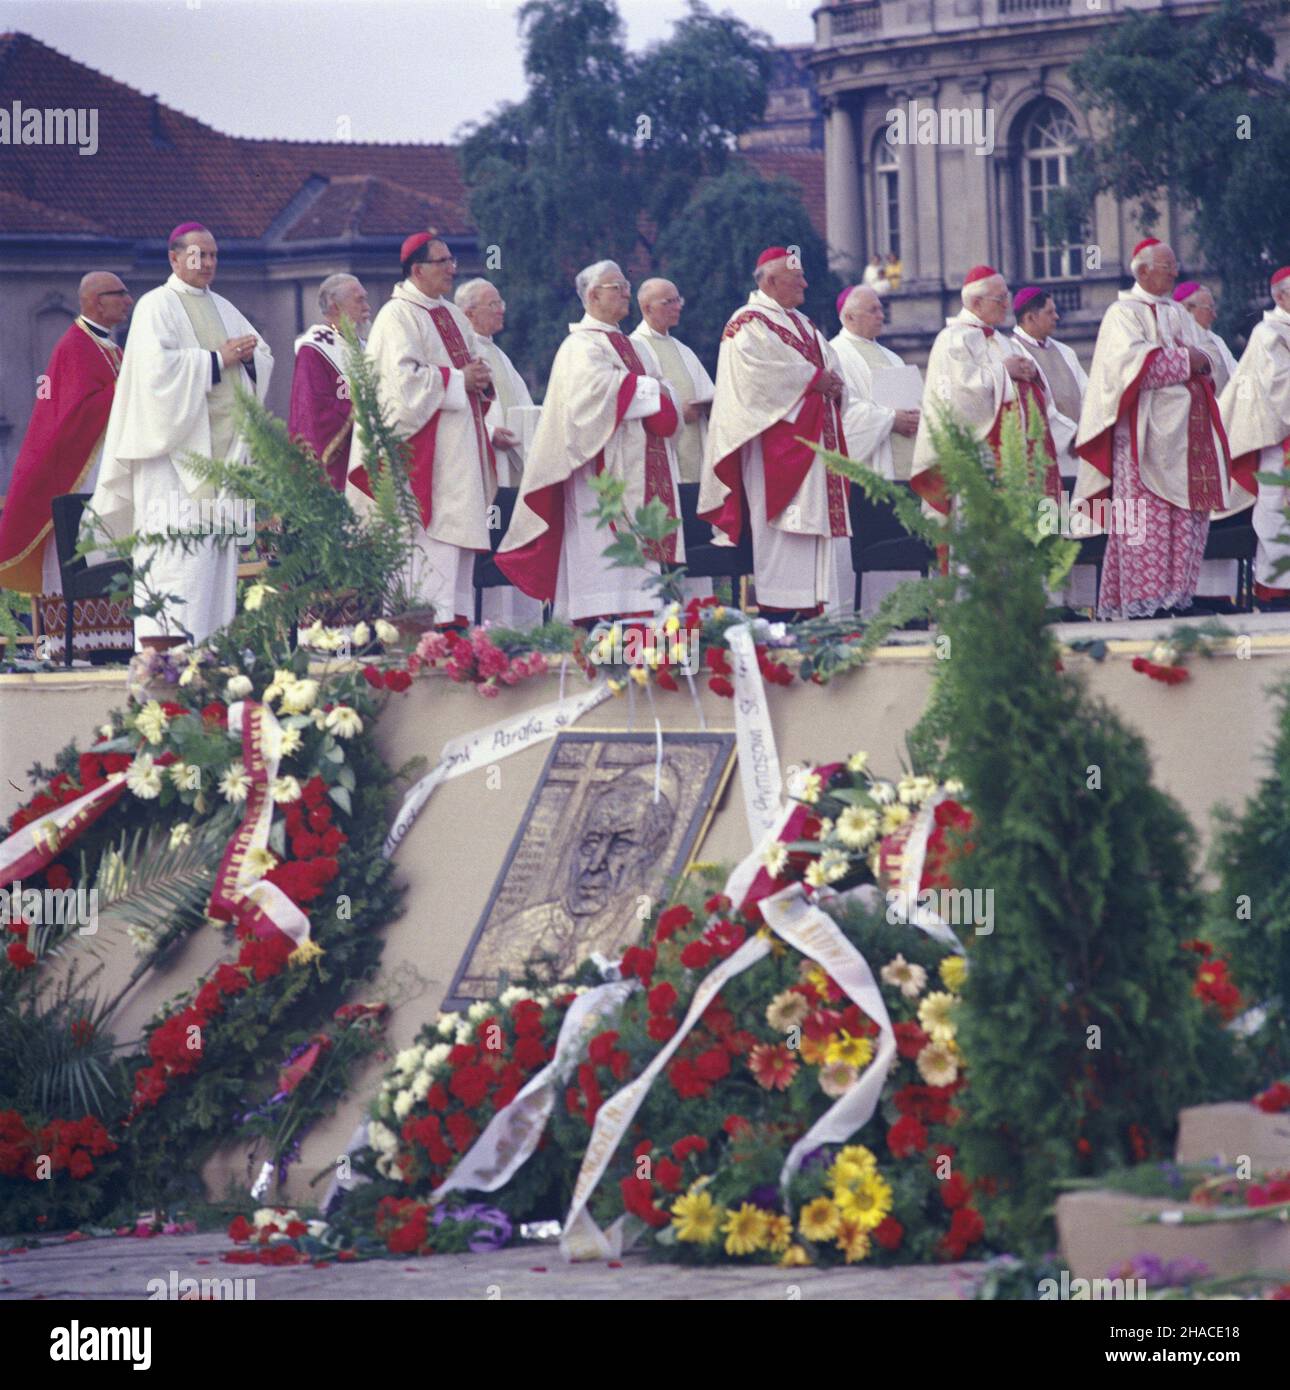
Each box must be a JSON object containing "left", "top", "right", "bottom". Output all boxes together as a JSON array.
[{"left": 869, "top": 363, "right": 922, "bottom": 480}]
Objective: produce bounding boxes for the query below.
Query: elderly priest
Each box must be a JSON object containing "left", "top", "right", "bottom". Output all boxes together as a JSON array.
[
  {"left": 497, "top": 259, "right": 684, "bottom": 624},
  {"left": 0, "top": 273, "right": 133, "bottom": 657},
  {"left": 699, "top": 246, "right": 851, "bottom": 619},
  {"left": 1219, "top": 266, "right": 1290, "bottom": 605},
  {"left": 912, "top": 265, "right": 1057, "bottom": 520},
  {"left": 1073, "top": 238, "right": 1233, "bottom": 620},
  {"left": 288, "top": 273, "right": 371, "bottom": 490},
  {"left": 348, "top": 233, "right": 495, "bottom": 629},
  {"left": 630, "top": 278, "right": 714, "bottom": 486},
  {"left": 83, "top": 223, "right": 272, "bottom": 647},
  {"left": 831, "top": 283, "right": 919, "bottom": 482}
]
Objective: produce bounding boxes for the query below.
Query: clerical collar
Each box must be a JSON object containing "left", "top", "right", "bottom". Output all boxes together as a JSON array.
[
  {"left": 1128, "top": 283, "right": 1171, "bottom": 306},
  {"left": 841, "top": 328, "right": 881, "bottom": 347},
  {"left": 572, "top": 313, "right": 622, "bottom": 333},
  {"left": 79, "top": 316, "right": 111, "bottom": 338},
  {"left": 397, "top": 280, "right": 443, "bottom": 309},
  {"left": 1014, "top": 327, "right": 1049, "bottom": 349},
  {"left": 635, "top": 321, "right": 670, "bottom": 338},
  {"left": 1272, "top": 306, "right": 1290, "bottom": 327},
  {"left": 167, "top": 273, "right": 209, "bottom": 297}
]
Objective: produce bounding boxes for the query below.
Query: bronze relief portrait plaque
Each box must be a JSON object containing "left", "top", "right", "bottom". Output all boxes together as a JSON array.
[{"left": 446, "top": 731, "right": 736, "bottom": 1006}]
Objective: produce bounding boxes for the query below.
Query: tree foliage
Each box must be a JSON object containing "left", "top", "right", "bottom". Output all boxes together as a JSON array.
[
  {"left": 903, "top": 412, "right": 1243, "bottom": 1253},
  {"left": 460, "top": 0, "right": 802, "bottom": 383},
  {"left": 1067, "top": 0, "right": 1290, "bottom": 343}
]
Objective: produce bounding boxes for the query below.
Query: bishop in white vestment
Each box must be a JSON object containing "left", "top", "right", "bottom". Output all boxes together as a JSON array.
[
  {"left": 455, "top": 276, "right": 544, "bottom": 626},
  {"left": 83, "top": 223, "right": 272, "bottom": 647},
  {"left": 1219, "top": 268, "right": 1290, "bottom": 601},
  {"left": 497, "top": 260, "right": 685, "bottom": 624},
  {"left": 912, "top": 266, "right": 1058, "bottom": 521},
  {"left": 348, "top": 234, "right": 496, "bottom": 628},
  {"left": 630, "top": 279, "right": 714, "bottom": 486},
  {"left": 699, "top": 247, "right": 852, "bottom": 618}
]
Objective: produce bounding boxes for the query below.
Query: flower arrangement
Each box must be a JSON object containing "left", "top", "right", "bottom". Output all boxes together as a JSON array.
[
  {"left": 411, "top": 626, "right": 550, "bottom": 698},
  {"left": 345, "top": 752, "right": 989, "bottom": 1268}
]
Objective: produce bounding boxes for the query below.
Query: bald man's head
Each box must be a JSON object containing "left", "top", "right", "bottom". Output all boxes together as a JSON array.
[
  {"left": 639, "top": 277, "right": 683, "bottom": 334},
  {"left": 841, "top": 285, "right": 885, "bottom": 340},
  {"left": 79, "top": 271, "right": 133, "bottom": 328}
]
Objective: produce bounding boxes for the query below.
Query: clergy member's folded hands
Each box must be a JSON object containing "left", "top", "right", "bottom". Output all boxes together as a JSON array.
[
  {"left": 220, "top": 335, "right": 258, "bottom": 367},
  {"left": 462, "top": 358, "right": 493, "bottom": 394},
  {"left": 1005, "top": 355, "right": 1038, "bottom": 382}
]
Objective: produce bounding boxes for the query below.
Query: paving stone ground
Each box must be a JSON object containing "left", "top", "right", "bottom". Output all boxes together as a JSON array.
[{"left": 0, "top": 1233, "right": 984, "bottom": 1301}]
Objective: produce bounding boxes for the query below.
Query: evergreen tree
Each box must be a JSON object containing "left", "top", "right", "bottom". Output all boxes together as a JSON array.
[
  {"left": 1210, "top": 679, "right": 1290, "bottom": 1075},
  {"left": 1066, "top": 0, "right": 1290, "bottom": 343},
  {"left": 885, "top": 415, "right": 1240, "bottom": 1252}
]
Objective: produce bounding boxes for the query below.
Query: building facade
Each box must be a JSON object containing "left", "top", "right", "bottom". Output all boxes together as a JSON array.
[{"left": 812, "top": 0, "right": 1287, "bottom": 364}]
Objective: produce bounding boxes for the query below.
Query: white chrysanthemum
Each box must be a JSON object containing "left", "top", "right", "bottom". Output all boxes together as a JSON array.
[
  {"left": 911, "top": 775, "right": 939, "bottom": 805},
  {"left": 375, "top": 620, "right": 400, "bottom": 646},
  {"left": 944, "top": 778, "right": 964, "bottom": 796},
  {"left": 805, "top": 860, "right": 829, "bottom": 889},
  {"left": 880, "top": 953, "right": 928, "bottom": 1000},
  {"left": 310, "top": 708, "right": 328, "bottom": 729},
  {"left": 880, "top": 804, "right": 911, "bottom": 835},
  {"left": 367, "top": 1121, "right": 399, "bottom": 1154},
  {"left": 225, "top": 675, "right": 253, "bottom": 700},
  {"left": 271, "top": 775, "right": 302, "bottom": 804},
  {"left": 393, "top": 1046, "right": 423, "bottom": 1076},
  {"left": 836, "top": 806, "right": 880, "bottom": 850},
  {"left": 819, "top": 849, "right": 850, "bottom": 883},
  {"left": 454, "top": 1021, "right": 474, "bottom": 1044},
  {"left": 916, "top": 1041, "right": 959, "bottom": 1087},
  {"left": 98, "top": 723, "right": 115, "bottom": 740},
  {"left": 436, "top": 1012, "right": 462, "bottom": 1038},
  {"left": 134, "top": 701, "right": 168, "bottom": 746},
  {"left": 325, "top": 705, "right": 363, "bottom": 739},
  {"left": 799, "top": 772, "right": 823, "bottom": 804},
  {"left": 392, "top": 1090, "right": 415, "bottom": 1120},
  {"left": 178, "top": 657, "right": 201, "bottom": 688},
  {"left": 279, "top": 679, "right": 320, "bottom": 714},
  {"left": 261, "top": 668, "right": 298, "bottom": 705},
  {"left": 897, "top": 775, "right": 920, "bottom": 806},
  {"left": 219, "top": 760, "right": 250, "bottom": 804},
  {"left": 253, "top": 1206, "right": 299, "bottom": 1231},
  {"left": 918, "top": 991, "right": 958, "bottom": 1044},
  {"left": 301, "top": 622, "right": 345, "bottom": 652},
  {"left": 846, "top": 750, "right": 870, "bottom": 774},
  {"left": 766, "top": 989, "right": 810, "bottom": 1033},
  {"left": 167, "top": 760, "right": 192, "bottom": 789},
  {"left": 126, "top": 754, "right": 162, "bottom": 799},
  {"left": 870, "top": 780, "right": 896, "bottom": 805},
  {"left": 498, "top": 985, "right": 529, "bottom": 1007},
  {"left": 423, "top": 1043, "right": 451, "bottom": 1070},
  {"left": 1150, "top": 642, "right": 1179, "bottom": 667},
  {"left": 126, "top": 924, "right": 158, "bottom": 957},
  {"left": 352, "top": 621, "right": 371, "bottom": 647},
  {"left": 277, "top": 726, "right": 303, "bottom": 758},
  {"left": 762, "top": 841, "right": 789, "bottom": 877},
  {"left": 467, "top": 999, "right": 493, "bottom": 1022},
  {"left": 817, "top": 817, "right": 834, "bottom": 837},
  {"left": 410, "top": 1069, "right": 432, "bottom": 1098},
  {"left": 244, "top": 846, "right": 278, "bottom": 877},
  {"left": 168, "top": 823, "right": 193, "bottom": 850}
]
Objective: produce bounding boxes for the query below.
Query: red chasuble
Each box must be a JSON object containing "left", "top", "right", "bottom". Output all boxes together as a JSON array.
[
  {"left": 0, "top": 320, "right": 121, "bottom": 594},
  {"left": 700, "top": 308, "right": 848, "bottom": 545},
  {"left": 287, "top": 332, "right": 352, "bottom": 491}
]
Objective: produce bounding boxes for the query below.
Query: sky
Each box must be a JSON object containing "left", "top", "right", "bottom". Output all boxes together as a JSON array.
[{"left": 8, "top": 0, "right": 815, "bottom": 144}]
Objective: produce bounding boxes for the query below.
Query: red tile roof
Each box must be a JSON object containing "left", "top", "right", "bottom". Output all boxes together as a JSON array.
[
  {"left": 0, "top": 33, "right": 471, "bottom": 241},
  {"left": 741, "top": 148, "right": 827, "bottom": 238}
]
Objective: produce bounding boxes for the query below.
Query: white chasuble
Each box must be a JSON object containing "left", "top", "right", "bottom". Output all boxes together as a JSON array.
[
  {"left": 348, "top": 280, "right": 496, "bottom": 624},
  {"left": 83, "top": 274, "right": 272, "bottom": 646},
  {"left": 1220, "top": 307, "right": 1290, "bottom": 589},
  {"left": 699, "top": 290, "right": 852, "bottom": 614},
  {"left": 630, "top": 322, "right": 714, "bottom": 485},
  {"left": 497, "top": 316, "right": 685, "bottom": 623}
]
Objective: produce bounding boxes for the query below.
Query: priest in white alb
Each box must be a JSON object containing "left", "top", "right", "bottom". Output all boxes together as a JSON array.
[
  {"left": 1219, "top": 266, "right": 1290, "bottom": 605},
  {"left": 496, "top": 259, "right": 684, "bottom": 624},
  {"left": 630, "top": 279, "right": 714, "bottom": 485},
  {"left": 1010, "top": 287, "right": 1087, "bottom": 481},
  {"left": 698, "top": 246, "right": 852, "bottom": 619},
  {"left": 454, "top": 276, "right": 543, "bottom": 626},
  {"left": 912, "top": 265, "right": 1058, "bottom": 520},
  {"left": 1074, "top": 238, "right": 1233, "bottom": 620},
  {"left": 1175, "top": 281, "right": 1239, "bottom": 395},
  {"left": 82, "top": 222, "right": 273, "bottom": 646},
  {"left": 288, "top": 273, "right": 371, "bottom": 490},
  {"left": 830, "top": 283, "right": 919, "bottom": 481},
  {"left": 348, "top": 233, "right": 495, "bottom": 629}
]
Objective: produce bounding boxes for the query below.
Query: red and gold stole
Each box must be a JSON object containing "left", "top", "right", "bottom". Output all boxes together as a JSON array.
[{"left": 605, "top": 331, "right": 680, "bottom": 564}]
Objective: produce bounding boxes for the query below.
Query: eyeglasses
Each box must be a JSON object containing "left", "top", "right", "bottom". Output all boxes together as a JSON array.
[
  {"left": 426, "top": 254, "right": 457, "bottom": 267},
  {"left": 99, "top": 290, "right": 131, "bottom": 297},
  {"left": 658, "top": 296, "right": 685, "bottom": 308},
  {"left": 978, "top": 295, "right": 1009, "bottom": 305},
  {"left": 595, "top": 282, "right": 631, "bottom": 295}
]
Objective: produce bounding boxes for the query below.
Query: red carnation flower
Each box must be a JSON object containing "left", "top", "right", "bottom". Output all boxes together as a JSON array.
[
  {"left": 514, "top": 1035, "right": 547, "bottom": 1070},
  {"left": 445, "top": 1109, "right": 478, "bottom": 1153},
  {"left": 362, "top": 665, "right": 383, "bottom": 688},
  {"left": 587, "top": 1031, "right": 620, "bottom": 1068},
  {"left": 888, "top": 1114, "right": 928, "bottom": 1159},
  {"left": 672, "top": 1135, "right": 708, "bottom": 1162},
  {"left": 654, "top": 1157, "right": 683, "bottom": 1193},
  {"left": 695, "top": 1047, "right": 730, "bottom": 1083},
  {"left": 45, "top": 864, "right": 72, "bottom": 890},
  {"left": 707, "top": 676, "right": 734, "bottom": 699},
  {"left": 647, "top": 982, "right": 677, "bottom": 1015},
  {"left": 874, "top": 1216, "right": 904, "bottom": 1251},
  {"left": 680, "top": 940, "right": 714, "bottom": 971},
  {"left": 655, "top": 904, "right": 693, "bottom": 942},
  {"left": 647, "top": 1015, "right": 677, "bottom": 1042},
  {"left": 939, "top": 1171, "right": 972, "bottom": 1209},
  {"left": 894, "top": 1021, "right": 930, "bottom": 1060},
  {"left": 6, "top": 942, "right": 36, "bottom": 971},
  {"left": 449, "top": 1064, "right": 491, "bottom": 1109},
  {"left": 383, "top": 669, "right": 412, "bottom": 693},
  {"left": 655, "top": 669, "right": 678, "bottom": 692},
  {"left": 620, "top": 945, "right": 656, "bottom": 986},
  {"left": 667, "top": 1059, "right": 708, "bottom": 1100}
]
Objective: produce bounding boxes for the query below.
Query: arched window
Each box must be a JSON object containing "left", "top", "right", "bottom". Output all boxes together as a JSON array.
[
  {"left": 1023, "top": 100, "right": 1082, "bottom": 281},
  {"left": 874, "top": 141, "right": 900, "bottom": 262}
]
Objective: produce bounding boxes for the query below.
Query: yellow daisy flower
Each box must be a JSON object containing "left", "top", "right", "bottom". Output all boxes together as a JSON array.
[
  {"left": 722, "top": 1203, "right": 770, "bottom": 1257},
  {"left": 797, "top": 1197, "right": 841, "bottom": 1242},
  {"left": 779, "top": 1244, "right": 812, "bottom": 1268},
  {"left": 670, "top": 1190, "right": 721, "bottom": 1245},
  {"left": 939, "top": 955, "right": 968, "bottom": 993},
  {"left": 824, "top": 1031, "right": 873, "bottom": 1069},
  {"left": 835, "top": 1172, "right": 893, "bottom": 1232},
  {"left": 827, "top": 1144, "right": 878, "bottom": 1189},
  {"left": 835, "top": 1217, "right": 872, "bottom": 1265},
  {"left": 764, "top": 1213, "right": 793, "bottom": 1254}
]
